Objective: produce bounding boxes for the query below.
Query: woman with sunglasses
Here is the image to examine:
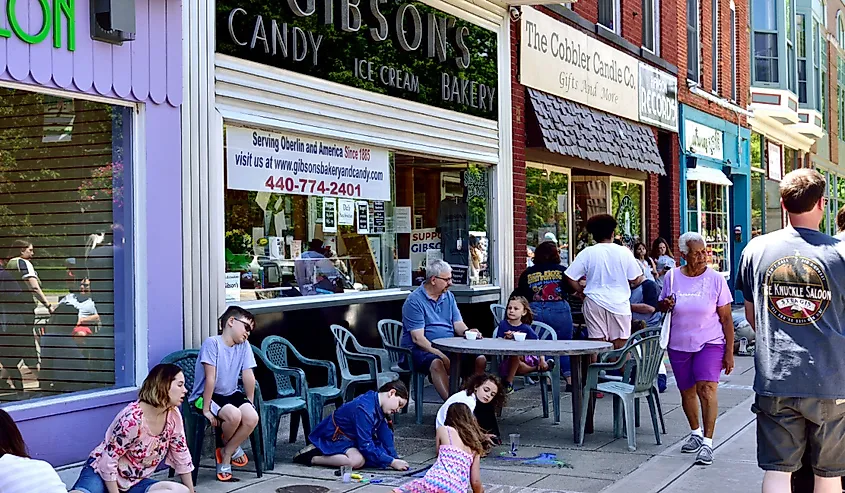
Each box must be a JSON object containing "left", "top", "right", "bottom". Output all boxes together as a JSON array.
[{"left": 188, "top": 306, "right": 259, "bottom": 482}]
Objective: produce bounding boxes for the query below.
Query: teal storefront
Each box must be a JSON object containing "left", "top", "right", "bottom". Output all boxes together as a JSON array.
[{"left": 679, "top": 105, "right": 751, "bottom": 301}]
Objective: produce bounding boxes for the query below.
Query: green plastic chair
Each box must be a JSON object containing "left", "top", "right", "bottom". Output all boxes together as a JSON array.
[
  {"left": 377, "top": 319, "right": 425, "bottom": 424},
  {"left": 330, "top": 324, "right": 399, "bottom": 402},
  {"left": 260, "top": 336, "right": 342, "bottom": 432},
  {"left": 250, "top": 345, "right": 309, "bottom": 472},
  {"left": 579, "top": 334, "right": 664, "bottom": 451},
  {"left": 598, "top": 326, "right": 666, "bottom": 434},
  {"left": 160, "top": 349, "right": 263, "bottom": 483},
  {"left": 489, "top": 303, "right": 506, "bottom": 326}
]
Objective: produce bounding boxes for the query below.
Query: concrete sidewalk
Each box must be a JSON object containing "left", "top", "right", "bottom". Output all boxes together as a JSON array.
[{"left": 56, "top": 354, "right": 759, "bottom": 493}]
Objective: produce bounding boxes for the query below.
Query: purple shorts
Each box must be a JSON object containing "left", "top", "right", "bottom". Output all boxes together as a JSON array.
[{"left": 667, "top": 343, "right": 725, "bottom": 391}]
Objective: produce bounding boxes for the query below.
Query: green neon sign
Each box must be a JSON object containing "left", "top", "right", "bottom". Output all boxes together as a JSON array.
[{"left": 0, "top": 0, "right": 75, "bottom": 50}]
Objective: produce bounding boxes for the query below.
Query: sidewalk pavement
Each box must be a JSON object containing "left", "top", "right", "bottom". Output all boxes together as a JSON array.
[{"left": 57, "top": 353, "right": 759, "bottom": 493}]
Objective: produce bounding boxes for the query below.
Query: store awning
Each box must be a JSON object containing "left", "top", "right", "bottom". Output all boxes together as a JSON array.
[
  {"left": 527, "top": 88, "right": 665, "bottom": 175},
  {"left": 686, "top": 166, "right": 733, "bottom": 186}
]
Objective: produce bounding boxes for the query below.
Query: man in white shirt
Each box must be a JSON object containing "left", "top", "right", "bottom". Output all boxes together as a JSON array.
[{"left": 565, "top": 214, "right": 644, "bottom": 349}]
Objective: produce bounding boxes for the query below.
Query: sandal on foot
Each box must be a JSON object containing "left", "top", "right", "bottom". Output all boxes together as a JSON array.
[
  {"left": 216, "top": 463, "right": 235, "bottom": 482},
  {"left": 231, "top": 446, "right": 249, "bottom": 467},
  {"left": 216, "top": 447, "right": 248, "bottom": 467}
]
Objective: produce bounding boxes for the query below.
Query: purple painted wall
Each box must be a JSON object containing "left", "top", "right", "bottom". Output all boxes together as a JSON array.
[
  {"left": 1, "top": 0, "right": 184, "bottom": 467},
  {"left": 0, "top": 0, "right": 181, "bottom": 105}
]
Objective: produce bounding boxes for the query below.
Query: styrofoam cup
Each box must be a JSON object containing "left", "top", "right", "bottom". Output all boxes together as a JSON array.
[
  {"left": 513, "top": 332, "right": 527, "bottom": 342},
  {"left": 465, "top": 331, "right": 478, "bottom": 340}
]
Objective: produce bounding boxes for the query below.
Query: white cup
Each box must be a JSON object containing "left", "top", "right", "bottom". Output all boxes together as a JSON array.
[
  {"left": 465, "top": 331, "right": 478, "bottom": 340},
  {"left": 513, "top": 332, "right": 527, "bottom": 342}
]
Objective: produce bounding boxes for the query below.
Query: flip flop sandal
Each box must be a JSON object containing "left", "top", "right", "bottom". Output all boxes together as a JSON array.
[
  {"left": 231, "top": 446, "right": 249, "bottom": 467},
  {"left": 216, "top": 463, "right": 235, "bottom": 482}
]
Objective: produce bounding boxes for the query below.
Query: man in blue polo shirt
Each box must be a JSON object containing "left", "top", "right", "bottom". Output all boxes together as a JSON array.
[{"left": 401, "top": 259, "right": 485, "bottom": 400}]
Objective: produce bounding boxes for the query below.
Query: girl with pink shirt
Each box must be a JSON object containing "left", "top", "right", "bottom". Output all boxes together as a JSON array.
[
  {"left": 69, "top": 364, "right": 195, "bottom": 493},
  {"left": 658, "top": 232, "right": 735, "bottom": 468}
]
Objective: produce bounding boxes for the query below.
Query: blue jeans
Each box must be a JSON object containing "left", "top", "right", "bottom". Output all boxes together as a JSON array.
[
  {"left": 71, "top": 458, "right": 158, "bottom": 493},
  {"left": 530, "top": 301, "right": 574, "bottom": 378}
]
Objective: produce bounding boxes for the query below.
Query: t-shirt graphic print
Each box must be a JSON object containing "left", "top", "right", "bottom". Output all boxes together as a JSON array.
[{"left": 764, "top": 254, "right": 833, "bottom": 326}]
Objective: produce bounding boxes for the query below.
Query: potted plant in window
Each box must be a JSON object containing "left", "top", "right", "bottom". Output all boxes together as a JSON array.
[{"left": 224, "top": 229, "right": 252, "bottom": 274}]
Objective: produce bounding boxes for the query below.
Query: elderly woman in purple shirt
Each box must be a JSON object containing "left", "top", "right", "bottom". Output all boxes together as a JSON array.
[{"left": 658, "top": 232, "right": 735, "bottom": 468}]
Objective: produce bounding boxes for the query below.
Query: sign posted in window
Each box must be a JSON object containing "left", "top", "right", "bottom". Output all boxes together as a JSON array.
[{"left": 226, "top": 126, "right": 391, "bottom": 202}]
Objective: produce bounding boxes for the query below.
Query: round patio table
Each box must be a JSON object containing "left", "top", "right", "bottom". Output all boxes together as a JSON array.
[{"left": 432, "top": 337, "right": 613, "bottom": 444}]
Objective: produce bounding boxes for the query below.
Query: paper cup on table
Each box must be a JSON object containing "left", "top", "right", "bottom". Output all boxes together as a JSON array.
[
  {"left": 513, "top": 332, "right": 527, "bottom": 342},
  {"left": 465, "top": 331, "right": 478, "bottom": 340}
]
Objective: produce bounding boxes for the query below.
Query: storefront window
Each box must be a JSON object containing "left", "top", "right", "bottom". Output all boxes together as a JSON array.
[
  {"left": 687, "top": 180, "right": 730, "bottom": 274},
  {"left": 765, "top": 179, "right": 783, "bottom": 233},
  {"left": 222, "top": 126, "right": 494, "bottom": 301},
  {"left": 610, "top": 180, "right": 644, "bottom": 249},
  {"left": 751, "top": 171, "right": 764, "bottom": 237},
  {"left": 573, "top": 178, "right": 609, "bottom": 255},
  {"left": 0, "top": 88, "right": 134, "bottom": 403},
  {"left": 526, "top": 167, "right": 570, "bottom": 266}
]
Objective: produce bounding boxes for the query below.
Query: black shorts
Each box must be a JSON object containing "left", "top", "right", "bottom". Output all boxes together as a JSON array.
[
  {"left": 210, "top": 391, "right": 252, "bottom": 417},
  {"left": 752, "top": 394, "right": 845, "bottom": 477}
]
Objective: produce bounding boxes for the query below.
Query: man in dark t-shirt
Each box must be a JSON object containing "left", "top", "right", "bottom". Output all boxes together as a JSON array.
[{"left": 735, "top": 169, "right": 845, "bottom": 492}]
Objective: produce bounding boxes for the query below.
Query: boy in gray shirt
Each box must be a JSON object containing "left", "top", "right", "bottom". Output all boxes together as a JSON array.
[{"left": 189, "top": 306, "right": 259, "bottom": 482}]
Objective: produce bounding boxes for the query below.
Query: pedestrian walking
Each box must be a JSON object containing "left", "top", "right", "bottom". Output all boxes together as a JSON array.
[
  {"left": 657, "top": 232, "right": 735, "bottom": 466},
  {"left": 736, "top": 169, "right": 845, "bottom": 493}
]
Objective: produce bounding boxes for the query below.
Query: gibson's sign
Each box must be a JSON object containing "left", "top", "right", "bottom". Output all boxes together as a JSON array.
[{"left": 217, "top": 0, "right": 498, "bottom": 119}]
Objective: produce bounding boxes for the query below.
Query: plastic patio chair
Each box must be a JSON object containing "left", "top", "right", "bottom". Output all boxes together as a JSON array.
[
  {"left": 250, "top": 345, "right": 309, "bottom": 472},
  {"left": 160, "top": 349, "right": 263, "bottom": 483},
  {"left": 489, "top": 303, "right": 506, "bottom": 326},
  {"left": 330, "top": 324, "right": 399, "bottom": 402},
  {"left": 579, "top": 334, "right": 664, "bottom": 451},
  {"left": 598, "top": 326, "right": 666, "bottom": 434},
  {"left": 377, "top": 319, "right": 426, "bottom": 424},
  {"left": 260, "top": 336, "right": 343, "bottom": 431}
]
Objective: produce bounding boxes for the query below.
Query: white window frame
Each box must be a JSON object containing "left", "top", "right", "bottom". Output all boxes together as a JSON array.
[
  {"left": 0, "top": 80, "right": 147, "bottom": 414},
  {"left": 712, "top": 0, "right": 719, "bottom": 93},
  {"left": 598, "top": 0, "right": 621, "bottom": 34},
  {"left": 643, "top": 0, "right": 661, "bottom": 55},
  {"left": 838, "top": 11, "right": 845, "bottom": 48},
  {"left": 688, "top": 0, "right": 701, "bottom": 82},
  {"left": 730, "top": 0, "right": 737, "bottom": 101}
]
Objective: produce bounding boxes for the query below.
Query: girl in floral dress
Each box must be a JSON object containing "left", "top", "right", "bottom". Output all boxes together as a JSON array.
[
  {"left": 69, "top": 364, "right": 195, "bottom": 493},
  {"left": 395, "top": 403, "right": 486, "bottom": 493}
]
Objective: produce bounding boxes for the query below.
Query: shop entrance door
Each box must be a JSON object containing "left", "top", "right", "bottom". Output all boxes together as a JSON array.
[{"left": 572, "top": 176, "right": 609, "bottom": 255}]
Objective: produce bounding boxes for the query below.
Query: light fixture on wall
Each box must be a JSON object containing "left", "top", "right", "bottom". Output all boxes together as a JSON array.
[
  {"left": 91, "top": 0, "right": 136, "bottom": 45},
  {"left": 686, "top": 156, "right": 698, "bottom": 169}
]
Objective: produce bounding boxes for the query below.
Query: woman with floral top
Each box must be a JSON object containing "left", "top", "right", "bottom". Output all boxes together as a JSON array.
[{"left": 69, "top": 364, "right": 195, "bottom": 493}]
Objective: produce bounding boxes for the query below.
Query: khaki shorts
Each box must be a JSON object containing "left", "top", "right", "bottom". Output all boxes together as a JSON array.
[
  {"left": 752, "top": 395, "right": 845, "bottom": 477},
  {"left": 582, "top": 297, "right": 631, "bottom": 342}
]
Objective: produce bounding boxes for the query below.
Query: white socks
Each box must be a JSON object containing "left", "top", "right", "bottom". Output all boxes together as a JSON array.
[
  {"left": 702, "top": 437, "right": 713, "bottom": 448},
  {"left": 691, "top": 428, "right": 703, "bottom": 438}
]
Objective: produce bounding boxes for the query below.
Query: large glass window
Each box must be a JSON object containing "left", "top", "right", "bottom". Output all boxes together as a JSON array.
[
  {"left": 526, "top": 166, "right": 570, "bottom": 266},
  {"left": 753, "top": 0, "right": 778, "bottom": 83},
  {"left": 599, "top": 0, "right": 620, "bottom": 33},
  {"left": 573, "top": 178, "right": 609, "bottom": 255},
  {"left": 688, "top": 0, "right": 701, "bottom": 81},
  {"left": 610, "top": 179, "right": 644, "bottom": 250},
  {"left": 687, "top": 180, "right": 730, "bottom": 274},
  {"left": 222, "top": 126, "right": 494, "bottom": 301},
  {"left": 0, "top": 88, "right": 133, "bottom": 404}
]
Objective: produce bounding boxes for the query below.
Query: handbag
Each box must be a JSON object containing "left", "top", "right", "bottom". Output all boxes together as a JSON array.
[{"left": 659, "top": 268, "right": 675, "bottom": 350}]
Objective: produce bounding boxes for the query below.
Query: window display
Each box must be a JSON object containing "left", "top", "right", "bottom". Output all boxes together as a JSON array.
[
  {"left": 573, "top": 178, "right": 608, "bottom": 255},
  {"left": 223, "top": 126, "right": 493, "bottom": 302},
  {"left": 687, "top": 180, "right": 730, "bottom": 274},
  {"left": 526, "top": 167, "right": 570, "bottom": 265},
  {"left": 0, "top": 88, "right": 134, "bottom": 403},
  {"left": 610, "top": 179, "right": 644, "bottom": 250}
]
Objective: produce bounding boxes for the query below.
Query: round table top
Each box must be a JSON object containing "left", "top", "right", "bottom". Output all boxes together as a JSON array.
[{"left": 432, "top": 337, "right": 613, "bottom": 356}]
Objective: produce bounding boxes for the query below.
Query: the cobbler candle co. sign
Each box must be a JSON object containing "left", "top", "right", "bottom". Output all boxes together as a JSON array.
[{"left": 217, "top": 0, "right": 498, "bottom": 119}]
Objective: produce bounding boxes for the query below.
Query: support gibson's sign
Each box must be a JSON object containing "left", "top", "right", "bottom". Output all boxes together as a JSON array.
[
  {"left": 217, "top": 0, "right": 498, "bottom": 119},
  {"left": 520, "top": 7, "right": 678, "bottom": 132}
]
